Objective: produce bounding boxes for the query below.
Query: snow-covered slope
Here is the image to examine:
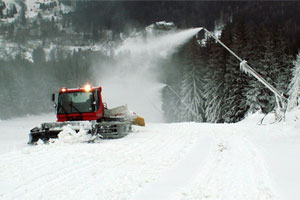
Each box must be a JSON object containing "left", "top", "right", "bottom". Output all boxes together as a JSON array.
[
  {"left": 0, "top": 0, "right": 20, "bottom": 23},
  {"left": 0, "top": 0, "right": 72, "bottom": 22},
  {"left": 25, "top": 0, "right": 72, "bottom": 18},
  {"left": 0, "top": 110, "right": 300, "bottom": 199}
]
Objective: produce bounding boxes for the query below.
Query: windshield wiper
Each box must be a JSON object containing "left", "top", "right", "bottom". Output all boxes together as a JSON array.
[
  {"left": 69, "top": 101, "right": 82, "bottom": 114},
  {"left": 58, "top": 103, "right": 68, "bottom": 115}
]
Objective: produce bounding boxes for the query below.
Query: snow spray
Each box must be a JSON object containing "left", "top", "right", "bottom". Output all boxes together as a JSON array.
[{"left": 94, "top": 27, "right": 202, "bottom": 122}]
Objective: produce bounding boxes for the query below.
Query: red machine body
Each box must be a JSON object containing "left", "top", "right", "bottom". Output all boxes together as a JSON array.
[
  {"left": 56, "top": 86, "right": 105, "bottom": 122},
  {"left": 28, "top": 84, "right": 143, "bottom": 145}
]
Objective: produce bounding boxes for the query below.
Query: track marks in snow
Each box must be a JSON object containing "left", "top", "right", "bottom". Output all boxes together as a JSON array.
[
  {"left": 133, "top": 134, "right": 213, "bottom": 200},
  {"left": 0, "top": 123, "right": 207, "bottom": 200},
  {"left": 0, "top": 122, "right": 280, "bottom": 200},
  {"left": 179, "top": 127, "right": 278, "bottom": 200}
]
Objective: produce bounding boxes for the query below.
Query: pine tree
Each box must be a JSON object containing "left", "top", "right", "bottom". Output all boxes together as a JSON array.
[
  {"left": 257, "top": 30, "right": 278, "bottom": 114},
  {"left": 32, "top": 46, "right": 46, "bottom": 64},
  {"left": 161, "top": 84, "right": 182, "bottom": 122},
  {"left": 161, "top": 50, "right": 184, "bottom": 122},
  {"left": 0, "top": 1, "right": 5, "bottom": 18},
  {"left": 287, "top": 52, "right": 300, "bottom": 110},
  {"left": 204, "top": 38, "right": 226, "bottom": 123},
  {"left": 177, "top": 37, "right": 206, "bottom": 122},
  {"left": 245, "top": 25, "right": 267, "bottom": 113},
  {"left": 245, "top": 24, "right": 279, "bottom": 114},
  {"left": 273, "top": 26, "right": 293, "bottom": 94},
  {"left": 222, "top": 15, "right": 251, "bottom": 122}
]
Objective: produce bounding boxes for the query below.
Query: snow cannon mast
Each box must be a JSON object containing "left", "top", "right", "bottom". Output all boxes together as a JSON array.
[{"left": 201, "top": 28, "right": 287, "bottom": 121}]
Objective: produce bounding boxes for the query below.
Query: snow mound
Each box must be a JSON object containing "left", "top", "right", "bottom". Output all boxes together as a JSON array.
[
  {"left": 241, "top": 108, "right": 300, "bottom": 125},
  {"left": 53, "top": 125, "right": 96, "bottom": 144}
]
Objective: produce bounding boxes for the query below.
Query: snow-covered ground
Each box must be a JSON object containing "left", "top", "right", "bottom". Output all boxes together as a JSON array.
[{"left": 0, "top": 109, "right": 300, "bottom": 200}]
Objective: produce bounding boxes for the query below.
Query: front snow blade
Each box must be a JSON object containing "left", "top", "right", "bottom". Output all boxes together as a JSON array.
[
  {"left": 28, "top": 121, "right": 131, "bottom": 144},
  {"left": 28, "top": 127, "right": 60, "bottom": 145}
]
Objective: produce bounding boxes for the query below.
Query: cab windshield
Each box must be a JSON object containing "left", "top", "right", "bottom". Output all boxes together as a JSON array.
[{"left": 57, "top": 91, "right": 95, "bottom": 114}]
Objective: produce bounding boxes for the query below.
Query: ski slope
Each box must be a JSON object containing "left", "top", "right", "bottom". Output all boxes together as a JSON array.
[{"left": 0, "top": 110, "right": 300, "bottom": 200}]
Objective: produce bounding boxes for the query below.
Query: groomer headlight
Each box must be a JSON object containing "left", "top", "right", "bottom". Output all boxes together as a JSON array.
[{"left": 84, "top": 84, "right": 92, "bottom": 92}]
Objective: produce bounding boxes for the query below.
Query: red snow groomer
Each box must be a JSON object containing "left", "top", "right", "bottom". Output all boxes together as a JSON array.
[{"left": 28, "top": 84, "right": 145, "bottom": 144}]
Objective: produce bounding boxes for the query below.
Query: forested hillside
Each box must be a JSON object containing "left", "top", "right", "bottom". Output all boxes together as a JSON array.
[
  {"left": 162, "top": 17, "right": 293, "bottom": 123},
  {"left": 0, "top": 1, "right": 299, "bottom": 122}
]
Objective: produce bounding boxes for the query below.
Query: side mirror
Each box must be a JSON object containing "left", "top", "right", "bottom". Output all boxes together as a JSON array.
[{"left": 52, "top": 93, "right": 57, "bottom": 108}]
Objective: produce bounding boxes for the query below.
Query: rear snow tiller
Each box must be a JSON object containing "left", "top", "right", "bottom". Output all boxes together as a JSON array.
[{"left": 28, "top": 84, "right": 145, "bottom": 144}]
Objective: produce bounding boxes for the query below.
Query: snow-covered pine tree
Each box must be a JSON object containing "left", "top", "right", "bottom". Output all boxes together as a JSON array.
[
  {"left": 256, "top": 28, "right": 278, "bottom": 114},
  {"left": 222, "top": 16, "right": 251, "bottom": 122},
  {"left": 161, "top": 85, "right": 181, "bottom": 122},
  {"left": 162, "top": 60, "right": 182, "bottom": 122},
  {"left": 256, "top": 29, "right": 288, "bottom": 114},
  {"left": 245, "top": 25, "right": 282, "bottom": 114},
  {"left": 287, "top": 52, "right": 300, "bottom": 110},
  {"left": 204, "top": 37, "right": 226, "bottom": 123},
  {"left": 245, "top": 25, "right": 267, "bottom": 113},
  {"left": 161, "top": 49, "right": 185, "bottom": 122},
  {"left": 177, "top": 36, "right": 206, "bottom": 122},
  {"left": 273, "top": 26, "right": 293, "bottom": 94}
]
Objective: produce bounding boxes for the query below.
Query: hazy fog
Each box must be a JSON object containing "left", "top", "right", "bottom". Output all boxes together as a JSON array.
[{"left": 94, "top": 28, "right": 202, "bottom": 122}]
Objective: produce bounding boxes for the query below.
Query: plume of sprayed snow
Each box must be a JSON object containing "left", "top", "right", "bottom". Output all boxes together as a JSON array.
[
  {"left": 116, "top": 28, "right": 203, "bottom": 58},
  {"left": 93, "top": 28, "right": 202, "bottom": 123}
]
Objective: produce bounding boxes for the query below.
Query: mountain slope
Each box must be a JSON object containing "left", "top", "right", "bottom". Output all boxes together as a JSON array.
[{"left": 0, "top": 110, "right": 300, "bottom": 199}]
